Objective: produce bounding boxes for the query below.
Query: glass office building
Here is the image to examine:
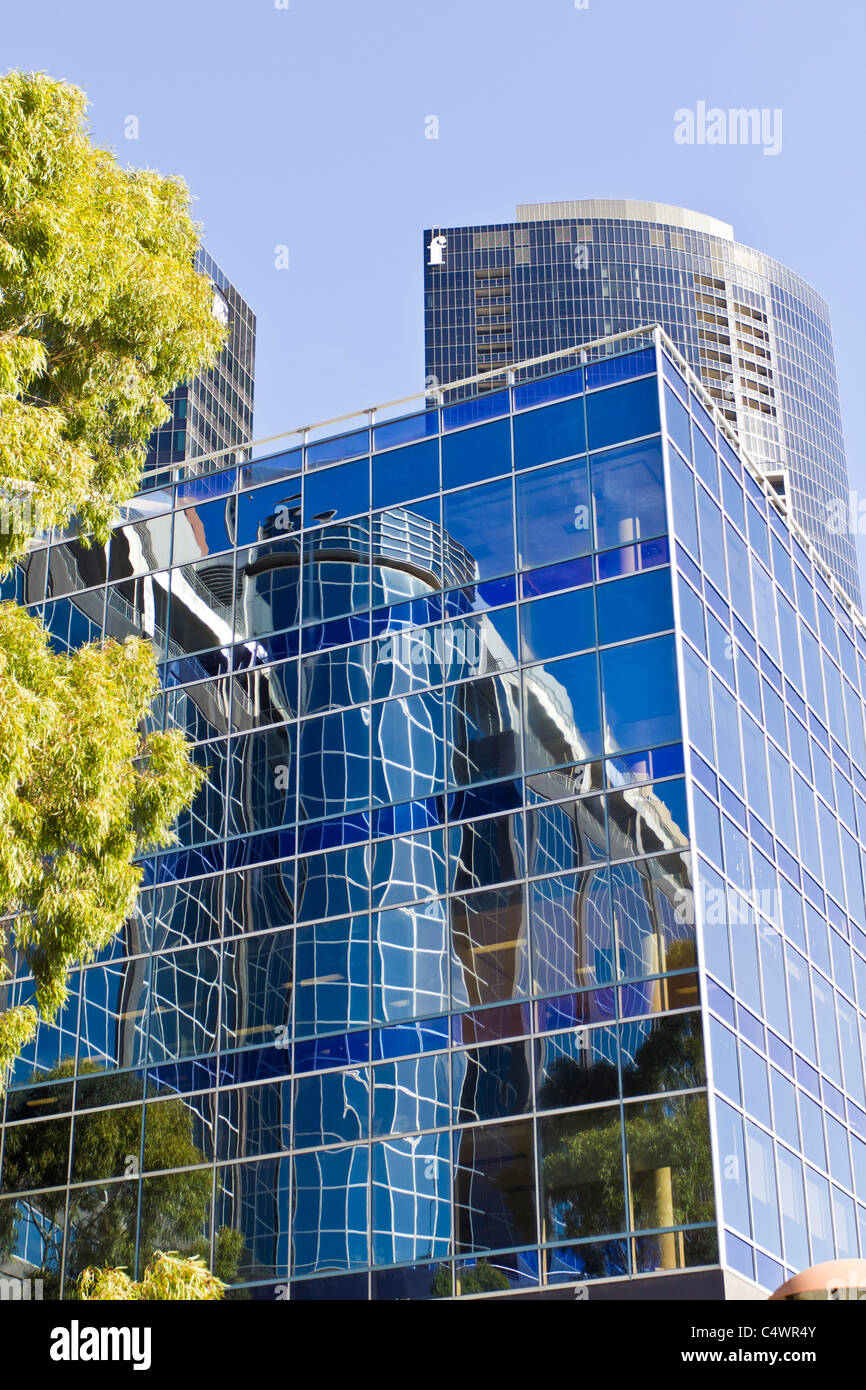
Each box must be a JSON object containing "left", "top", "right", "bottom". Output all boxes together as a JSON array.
[
  {"left": 144, "top": 247, "right": 256, "bottom": 481},
  {"left": 4, "top": 325, "right": 866, "bottom": 1300},
  {"left": 424, "top": 199, "right": 859, "bottom": 605}
]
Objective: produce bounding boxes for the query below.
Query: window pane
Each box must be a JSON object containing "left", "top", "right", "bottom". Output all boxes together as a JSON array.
[
  {"left": 520, "top": 586, "right": 595, "bottom": 662},
  {"left": 539, "top": 1105, "right": 625, "bottom": 1240},
  {"left": 535, "top": 1025, "right": 619, "bottom": 1108},
  {"left": 596, "top": 568, "right": 673, "bottom": 646},
  {"left": 601, "top": 635, "right": 680, "bottom": 753},
  {"left": 303, "top": 456, "right": 370, "bottom": 524},
  {"left": 513, "top": 397, "right": 585, "bottom": 471},
  {"left": 444, "top": 478, "right": 515, "bottom": 582},
  {"left": 516, "top": 458, "right": 591, "bottom": 571},
  {"left": 591, "top": 438, "right": 666, "bottom": 551},
  {"left": 523, "top": 652, "right": 602, "bottom": 771},
  {"left": 442, "top": 418, "right": 510, "bottom": 489},
  {"left": 625, "top": 1094, "right": 713, "bottom": 1229},
  {"left": 373, "top": 440, "right": 439, "bottom": 510},
  {"left": 586, "top": 377, "right": 660, "bottom": 451},
  {"left": 455, "top": 1120, "right": 536, "bottom": 1253}
]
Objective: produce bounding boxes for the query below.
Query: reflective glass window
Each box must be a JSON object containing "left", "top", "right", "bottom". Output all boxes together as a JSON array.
[
  {"left": 520, "top": 586, "right": 595, "bottom": 663},
  {"left": 601, "top": 635, "right": 680, "bottom": 754},
  {"left": 516, "top": 457, "right": 591, "bottom": 571},
  {"left": 596, "top": 568, "right": 673, "bottom": 646},
  {"left": 587, "top": 377, "right": 659, "bottom": 451},
  {"left": 591, "top": 438, "right": 666, "bottom": 552},
  {"left": 372, "top": 439, "right": 439, "bottom": 510},
  {"left": 513, "top": 397, "right": 585, "bottom": 471},
  {"left": 443, "top": 478, "right": 515, "bottom": 582},
  {"left": 443, "top": 418, "right": 511, "bottom": 489}
]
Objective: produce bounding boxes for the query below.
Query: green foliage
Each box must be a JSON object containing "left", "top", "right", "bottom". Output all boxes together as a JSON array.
[
  {"left": 0, "top": 70, "right": 223, "bottom": 1094},
  {"left": 457, "top": 1260, "right": 511, "bottom": 1294},
  {"left": 0, "top": 617, "right": 202, "bottom": 1083},
  {"left": 0, "top": 70, "right": 225, "bottom": 565},
  {"left": 0, "top": 1061, "right": 241, "bottom": 1297},
  {"left": 542, "top": 1092, "right": 714, "bottom": 1246},
  {"left": 78, "top": 1252, "right": 226, "bottom": 1301}
]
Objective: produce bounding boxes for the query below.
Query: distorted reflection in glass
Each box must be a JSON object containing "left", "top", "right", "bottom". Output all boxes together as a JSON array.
[
  {"left": 372, "top": 690, "right": 445, "bottom": 807},
  {"left": 530, "top": 867, "right": 613, "bottom": 996},
  {"left": 223, "top": 860, "right": 296, "bottom": 938},
  {"left": 165, "top": 673, "right": 231, "bottom": 742},
  {"left": 171, "top": 496, "right": 234, "bottom": 565},
  {"left": 372, "top": 1133, "right": 451, "bottom": 1265},
  {"left": 455, "top": 1249, "right": 539, "bottom": 1295},
  {"left": 527, "top": 795, "right": 607, "bottom": 874},
  {"left": 449, "top": 813, "right": 525, "bottom": 892},
  {"left": 232, "top": 655, "right": 298, "bottom": 731},
  {"left": 612, "top": 852, "right": 697, "bottom": 1007},
  {"left": 607, "top": 778, "right": 688, "bottom": 861},
  {"left": 221, "top": 924, "right": 294, "bottom": 1051},
  {"left": 454, "top": 1120, "right": 536, "bottom": 1253},
  {"left": 372, "top": 902, "right": 449, "bottom": 1024},
  {"left": 371, "top": 623, "right": 441, "bottom": 699},
  {"left": 168, "top": 553, "right": 236, "bottom": 658},
  {"left": 296, "top": 844, "right": 369, "bottom": 922},
  {"left": 153, "top": 872, "right": 223, "bottom": 950},
  {"left": 443, "top": 606, "right": 519, "bottom": 683},
  {"left": 535, "top": 1025, "right": 619, "bottom": 1110},
  {"left": 539, "top": 1104, "right": 626, "bottom": 1241},
  {"left": 294, "top": 916, "right": 369, "bottom": 1038},
  {"left": 218, "top": 1079, "right": 291, "bottom": 1161},
  {"left": 143, "top": 1091, "right": 216, "bottom": 1170},
  {"left": 301, "top": 639, "right": 370, "bottom": 715},
  {"left": 523, "top": 653, "right": 602, "bottom": 775},
  {"left": 624, "top": 1095, "right": 713, "bottom": 1248},
  {"left": 299, "top": 707, "right": 369, "bottom": 820},
  {"left": 215, "top": 1156, "right": 289, "bottom": 1282},
  {"left": 78, "top": 961, "right": 147, "bottom": 1074},
  {"left": 148, "top": 943, "right": 220, "bottom": 1064},
  {"left": 47, "top": 537, "right": 108, "bottom": 598},
  {"left": 449, "top": 673, "right": 522, "bottom": 789},
  {"left": 620, "top": 1011, "right": 706, "bottom": 1097},
  {"left": 371, "top": 830, "right": 447, "bottom": 909},
  {"left": 372, "top": 1054, "right": 449, "bottom": 1135},
  {"left": 450, "top": 884, "right": 529, "bottom": 1008},
  {"left": 229, "top": 725, "right": 295, "bottom": 835},
  {"left": 302, "top": 520, "right": 370, "bottom": 625},
  {"left": 175, "top": 738, "right": 228, "bottom": 847},
  {"left": 453, "top": 1039, "right": 532, "bottom": 1122},
  {"left": 292, "top": 1145, "right": 369, "bottom": 1275},
  {"left": 236, "top": 539, "right": 300, "bottom": 641},
  {"left": 293, "top": 1069, "right": 369, "bottom": 1150}
]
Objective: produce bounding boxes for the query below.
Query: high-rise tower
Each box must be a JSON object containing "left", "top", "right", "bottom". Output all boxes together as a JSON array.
[
  {"left": 144, "top": 247, "right": 256, "bottom": 485},
  {"left": 424, "top": 200, "right": 859, "bottom": 604}
]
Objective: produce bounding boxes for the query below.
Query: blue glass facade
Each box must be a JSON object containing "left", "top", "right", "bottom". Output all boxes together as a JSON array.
[
  {"left": 424, "top": 200, "right": 859, "bottom": 606},
  {"left": 3, "top": 328, "right": 866, "bottom": 1300}
]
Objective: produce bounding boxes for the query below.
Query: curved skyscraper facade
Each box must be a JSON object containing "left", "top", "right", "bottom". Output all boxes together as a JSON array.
[{"left": 424, "top": 199, "right": 859, "bottom": 604}]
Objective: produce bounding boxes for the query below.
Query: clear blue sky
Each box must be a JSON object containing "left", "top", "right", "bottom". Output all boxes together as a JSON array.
[{"left": 5, "top": 0, "right": 866, "bottom": 569}]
